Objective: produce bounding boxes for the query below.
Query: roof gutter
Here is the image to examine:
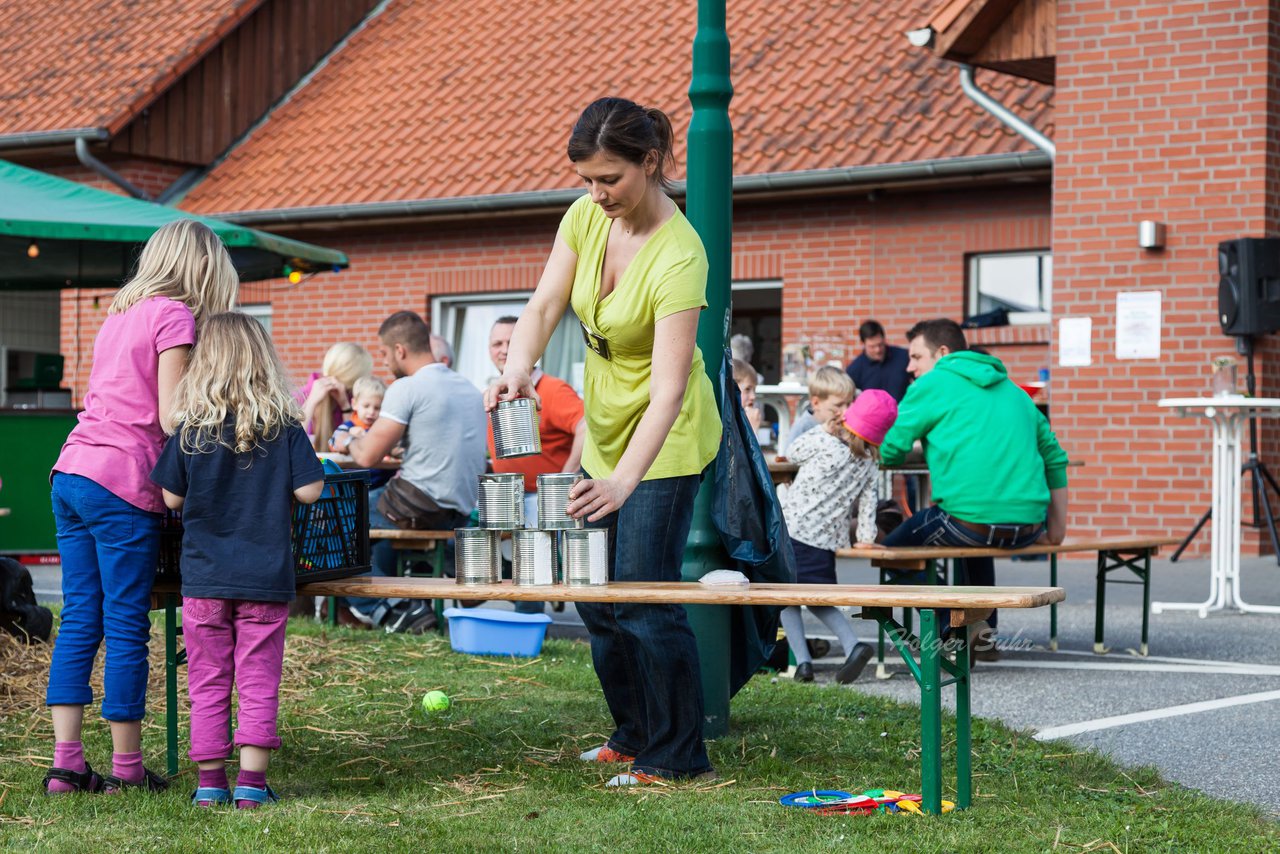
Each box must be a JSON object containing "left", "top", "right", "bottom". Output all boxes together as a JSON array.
[
  {"left": 75, "top": 136, "right": 151, "bottom": 200},
  {"left": 0, "top": 128, "right": 110, "bottom": 150},
  {"left": 959, "top": 64, "right": 1055, "bottom": 160},
  {"left": 208, "top": 151, "right": 1050, "bottom": 226}
]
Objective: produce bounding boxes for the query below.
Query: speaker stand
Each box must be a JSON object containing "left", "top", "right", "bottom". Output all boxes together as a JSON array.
[{"left": 1171, "top": 337, "right": 1280, "bottom": 565}]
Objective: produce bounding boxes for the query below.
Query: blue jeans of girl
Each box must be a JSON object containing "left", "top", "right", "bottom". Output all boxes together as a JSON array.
[
  {"left": 881, "top": 505, "right": 1044, "bottom": 633},
  {"left": 47, "top": 473, "right": 161, "bottom": 721},
  {"left": 577, "top": 471, "right": 712, "bottom": 779}
]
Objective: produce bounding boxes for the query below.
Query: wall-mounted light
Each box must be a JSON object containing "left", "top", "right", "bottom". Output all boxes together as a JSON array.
[
  {"left": 288, "top": 270, "right": 303, "bottom": 284},
  {"left": 26, "top": 240, "right": 39, "bottom": 258},
  {"left": 906, "top": 27, "right": 935, "bottom": 48},
  {"left": 1138, "top": 220, "right": 1167, "bottom": 250}
]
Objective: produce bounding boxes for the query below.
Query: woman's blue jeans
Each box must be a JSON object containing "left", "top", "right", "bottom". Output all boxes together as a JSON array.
[
  {"left": 47, "top": 473, "right": 160, "bottom": 721},
  {"left": 576, "top": 471, "right": 712, "bottom": 779},
  {"left": 881, "top": 505, "right": 1044, "bottom": 633}
]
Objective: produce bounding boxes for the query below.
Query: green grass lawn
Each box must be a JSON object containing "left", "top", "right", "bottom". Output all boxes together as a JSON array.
[{"left": 1, "top": 617, "right": 1276, "bottom": 852}]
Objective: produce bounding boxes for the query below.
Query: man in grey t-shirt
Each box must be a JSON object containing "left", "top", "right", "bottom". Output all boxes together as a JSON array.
[{"left": 337, "top": 310, "right": 486, "bottom": 632}]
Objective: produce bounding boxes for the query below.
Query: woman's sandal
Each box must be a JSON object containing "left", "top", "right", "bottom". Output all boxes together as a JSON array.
[
  {"left": 191, "top": 786, "right": 232, "bottom": 807},
  {"left": 102, "top": 766, "right": 169, "bottom": 794},
  {"left": 43, "top": 764, "right": 105, "bottom": 794},
  {"left": 233, "top": 784, "right": 279, "bottom": 809}
]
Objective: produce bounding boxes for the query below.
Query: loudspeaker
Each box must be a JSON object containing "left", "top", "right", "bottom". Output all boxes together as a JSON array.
[{"left": 1219, "top": 237, "right": 1280, "bottom": 337}]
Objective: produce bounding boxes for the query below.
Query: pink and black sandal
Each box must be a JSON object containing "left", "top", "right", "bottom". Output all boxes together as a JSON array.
[{"left": 43, "top": 764, "right": 105, "bottom": 794}]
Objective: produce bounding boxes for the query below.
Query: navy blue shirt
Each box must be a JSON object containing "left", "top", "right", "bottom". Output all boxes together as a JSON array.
[
  {"left": 846, "top": 345, "right": 911, "bottom": 401},
  {"left": 151, "top": 422, "right": 324, "bottom": 602}
]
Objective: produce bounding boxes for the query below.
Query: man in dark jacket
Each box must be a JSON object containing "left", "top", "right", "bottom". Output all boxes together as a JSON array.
[{"left": 845, "top": 319, "right": 911, "bottom": 401}]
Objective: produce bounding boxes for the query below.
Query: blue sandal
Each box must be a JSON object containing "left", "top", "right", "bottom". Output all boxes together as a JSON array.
[
  {"left": 233, "top": 784, "right": 279, "bottom": 809},
  {"left": 191, "top": 786, "right": 231, "bottom": 807}
]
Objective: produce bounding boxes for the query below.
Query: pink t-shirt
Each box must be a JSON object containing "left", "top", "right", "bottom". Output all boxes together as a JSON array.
[{"left": 54, "top": 296, "right": 196, "bottom": 513}]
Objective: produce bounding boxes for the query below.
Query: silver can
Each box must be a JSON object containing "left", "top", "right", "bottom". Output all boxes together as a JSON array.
[
  {"left": 491, "top": 398, "right": 541, "bottom": 459},
  {"left": 512, "top": 529, "right": 557, "bottom": 585},
  {"left": 537, "top": 472, "right": 584, "bottom": 530},
  {"left": 561, "top": 529, "right": 609, "bottom": 586},
  {"left": 454, "top": 528, "right": 502, "bottom": 585},
  {"left": 478, "top": 473, "right": 524, "bottom": 529}
]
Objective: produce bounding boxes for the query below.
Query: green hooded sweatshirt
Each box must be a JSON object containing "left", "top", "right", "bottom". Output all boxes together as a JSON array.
[{"left": 880, "top": 351, "right": 1069, "bottom": 525}]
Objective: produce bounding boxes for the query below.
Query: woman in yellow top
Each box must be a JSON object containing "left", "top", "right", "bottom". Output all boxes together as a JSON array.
[{"left": 486, "top": 97, "right": 721, "bottom": 785}]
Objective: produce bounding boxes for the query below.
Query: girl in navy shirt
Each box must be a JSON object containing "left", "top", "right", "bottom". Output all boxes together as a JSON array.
[{"left": 151, "top": 312, "right": 324, "bottom": 809}]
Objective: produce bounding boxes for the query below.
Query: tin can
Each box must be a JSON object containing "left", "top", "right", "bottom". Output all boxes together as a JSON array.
[
  {"left": 537, "top": 472, "right": 583, "bottom": 530},
  {"left": 478, "top": 473, "right": 524, "bottom": 529},
  {"left": 491, "top": 398, "right": 541, "bottom": 459},
  {"left": 454, "top": 528, "right": 502, "bottom": 585},
  {"left": 512, "top": 529, "right": 557, "bottom": 585},
  {"left": 561, "top": 528, "right": 609, "bottom": 586}
]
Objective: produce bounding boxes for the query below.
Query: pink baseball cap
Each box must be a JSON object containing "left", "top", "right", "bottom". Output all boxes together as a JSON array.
[{"left": 842, "top": 389, "right": 898, "bottom": 446}]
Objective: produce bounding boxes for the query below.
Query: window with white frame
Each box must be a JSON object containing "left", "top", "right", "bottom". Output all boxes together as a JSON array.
[
  {"left": 967, "top": 251, "right": 1052, "bottom": 324},
  {"left": 431, "top": 293, "right": 585, "bottom": 393},
  {"left": 237, "top": 303, "right": 273, "bottom": 335}
]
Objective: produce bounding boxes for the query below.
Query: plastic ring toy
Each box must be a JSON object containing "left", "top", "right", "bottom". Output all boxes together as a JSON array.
[{"left": 779, "top": 790, "right": 854, "bottom": 808}]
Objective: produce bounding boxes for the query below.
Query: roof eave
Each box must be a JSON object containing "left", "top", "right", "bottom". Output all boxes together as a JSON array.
[
  {"left": 0, "top": 128, "right": 110, "bottom": 150},
  {"left": 196, "top": 152, "right": 1052, "bottom": 228}
]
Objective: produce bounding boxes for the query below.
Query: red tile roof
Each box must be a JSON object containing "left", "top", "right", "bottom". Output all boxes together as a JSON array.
[
  {"left": 0, "top": 0, "right": 263, "bottom": 138},
  {"left": 181, "top": 0, "right": 1052, "bottom": 216}
]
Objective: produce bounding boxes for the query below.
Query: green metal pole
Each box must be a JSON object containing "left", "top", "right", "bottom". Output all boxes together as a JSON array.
[
  {"left": 919, "top": 608, "right": 943, "bottom": 814},
  {"left": 165, "top": 593, "right": 179, "bottom": 778},
  {"left": 682, "top": 0, "right": 734, "bottom": 738}
]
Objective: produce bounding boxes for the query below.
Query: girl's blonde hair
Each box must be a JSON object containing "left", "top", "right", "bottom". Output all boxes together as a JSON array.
[
  {"left": 731, "top": 358, "right": 757, "bottom": 386},
  {"left": 321, "top": 343, "right": 374, "bottom": 389},
  {"left": 110, "top": 220, "right": 239, "bottom": 323},
  {"left": 170, "top": 312, "right": 303, "bottom": 457},
  {"left": 836, "top": 422, "right": 880, "bottom": 462}
]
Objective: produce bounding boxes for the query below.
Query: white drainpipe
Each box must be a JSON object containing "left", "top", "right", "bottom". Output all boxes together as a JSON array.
[{"left": 959, "top": 64, "right": 1055, "bottom": 160}]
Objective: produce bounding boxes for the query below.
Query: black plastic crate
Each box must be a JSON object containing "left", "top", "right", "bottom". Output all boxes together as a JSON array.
[{"left": 154, "top": 470, "right": 371, "bottom": 585}]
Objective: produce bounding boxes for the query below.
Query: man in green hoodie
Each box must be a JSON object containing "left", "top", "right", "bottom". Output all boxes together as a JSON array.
[{"left": 880, "top": 318, "right": 1069, "bottom": 653}]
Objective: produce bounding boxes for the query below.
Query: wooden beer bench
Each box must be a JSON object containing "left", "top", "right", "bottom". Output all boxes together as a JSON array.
[
  {"left": 153, "top": 576, "right": 1064, "bottom": 815},
  {"left": 835, "top": 537, "right": 1178, "bottom": 672}
]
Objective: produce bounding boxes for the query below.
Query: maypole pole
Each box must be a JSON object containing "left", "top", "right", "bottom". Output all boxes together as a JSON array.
[{"left": 681, "top": 0, "right": 733, "bottom": 737}]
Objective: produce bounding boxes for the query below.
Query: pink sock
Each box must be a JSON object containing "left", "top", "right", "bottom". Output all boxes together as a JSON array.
[
  {"left": 236, "top": 769, "right": 267, "bottom": 809},
  {"left": 198, "top": 768, "right": 228, "bottom": 791},
  {"left": 111, "top": 751, "right": 143, "bottom": 786},
  {"left": 47, "top": 742, "right": 86, "bottom": 793}
]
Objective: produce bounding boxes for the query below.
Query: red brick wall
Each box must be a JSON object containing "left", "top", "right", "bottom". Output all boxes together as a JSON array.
[
  {"left": 1052, "top": 0, "right": 1276, "bottom": 553},
  {"left": 59, "top": 182, "right": 1053, "bottom": 402}
]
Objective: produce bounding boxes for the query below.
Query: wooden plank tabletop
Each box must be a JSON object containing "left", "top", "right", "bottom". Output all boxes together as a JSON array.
[
  {"left": 294, "top": 576, "right": 1064, "bottom": 610},
  {"left": 835, "top": 537, "right": 1179, "bottom": 561}
]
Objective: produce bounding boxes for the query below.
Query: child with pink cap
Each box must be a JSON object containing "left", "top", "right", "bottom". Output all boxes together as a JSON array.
[{"left": 778, "top": 389, "right": 898, "bottom": 684}]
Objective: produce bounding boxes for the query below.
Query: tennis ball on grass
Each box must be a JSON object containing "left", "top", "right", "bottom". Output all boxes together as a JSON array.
[{"left": 422, "top": 690, "right": 451, "bottom": 713}]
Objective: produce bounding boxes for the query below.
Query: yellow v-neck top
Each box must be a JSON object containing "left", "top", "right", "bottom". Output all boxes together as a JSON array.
[{"left": 558, "top": 194, "right": 721, "bottom": 481}]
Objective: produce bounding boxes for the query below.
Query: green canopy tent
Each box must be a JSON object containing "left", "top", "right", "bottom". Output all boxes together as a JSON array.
[{"left": 0, "top": 159, "right": 348, "bottom": 289}]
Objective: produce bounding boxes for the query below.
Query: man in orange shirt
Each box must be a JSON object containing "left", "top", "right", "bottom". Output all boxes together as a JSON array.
[{"left": 487, "top": 316, "right": 587, "bottom": 499}]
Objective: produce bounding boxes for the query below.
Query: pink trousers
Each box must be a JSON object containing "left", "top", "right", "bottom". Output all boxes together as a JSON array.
[{"left": 183, "top": 597, "right": 289, "bottom": 762}]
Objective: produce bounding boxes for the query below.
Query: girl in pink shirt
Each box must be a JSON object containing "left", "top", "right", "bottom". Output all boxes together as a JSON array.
[{"left": 44, "top": 220, "right": 238, "bottom": 795}]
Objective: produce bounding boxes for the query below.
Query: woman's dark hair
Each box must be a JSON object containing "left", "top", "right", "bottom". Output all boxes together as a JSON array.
[{"left": 567, "top": 97, "right": 676, "bottom": 190}]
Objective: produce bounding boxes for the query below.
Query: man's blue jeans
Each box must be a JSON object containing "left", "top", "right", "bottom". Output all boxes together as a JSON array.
[
  {"left": 881, "top": 505, "right": 1044, "bottom": 633},
  {"left": 348, "top": 485, "right": 467, "bottom": 624},
  {"left": 47, "top": 473, "right": 160, "bottom": 721},
  {"left": 576, "top": 471, "right": 712, "bottom": 779}
]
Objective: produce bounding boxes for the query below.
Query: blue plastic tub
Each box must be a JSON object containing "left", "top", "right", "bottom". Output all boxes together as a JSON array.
[{"left": 443, "top": 607, "right": 553, "bottom": 657}]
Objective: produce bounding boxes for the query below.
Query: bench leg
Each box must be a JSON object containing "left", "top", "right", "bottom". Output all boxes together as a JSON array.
[
  {"left": 1049, "top": 553, "right": 1058, "bottom": 652},
  {"left": 327, "top": 596, "right": 338, "bottom": 627},
  {"left": 165, "top": 592, "right": 179, "bottom": 779},
  {"left": 876, "top": 567, "right": 889, "bottom": 679},
  {"left": 1141, "top": 550, "right": 1152, "bottom": 656},
  {"left": 919, "top": 608, "right": 943, "bottom": 815},
  {"left": 1094, "top": 551, "right": 1108, "bottom": 654},
  {"left": 953, "top": 623, "right": 972, "bottom": 810},
  {"left": 432, "top": 543, "right": 446, "bottom": 633}
]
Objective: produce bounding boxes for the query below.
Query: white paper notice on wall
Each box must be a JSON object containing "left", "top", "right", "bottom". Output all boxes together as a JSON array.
[
  {"left": 1058, "top": 317, "right": 1092, "bottom": 367},
  {"left": 1115, "top": 291, "right": 1162, "bottom": 360}
]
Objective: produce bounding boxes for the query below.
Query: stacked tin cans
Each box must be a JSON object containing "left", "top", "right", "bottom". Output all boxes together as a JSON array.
[{"left": 455, "top": 469, "right": 608, "bottom": 586}]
